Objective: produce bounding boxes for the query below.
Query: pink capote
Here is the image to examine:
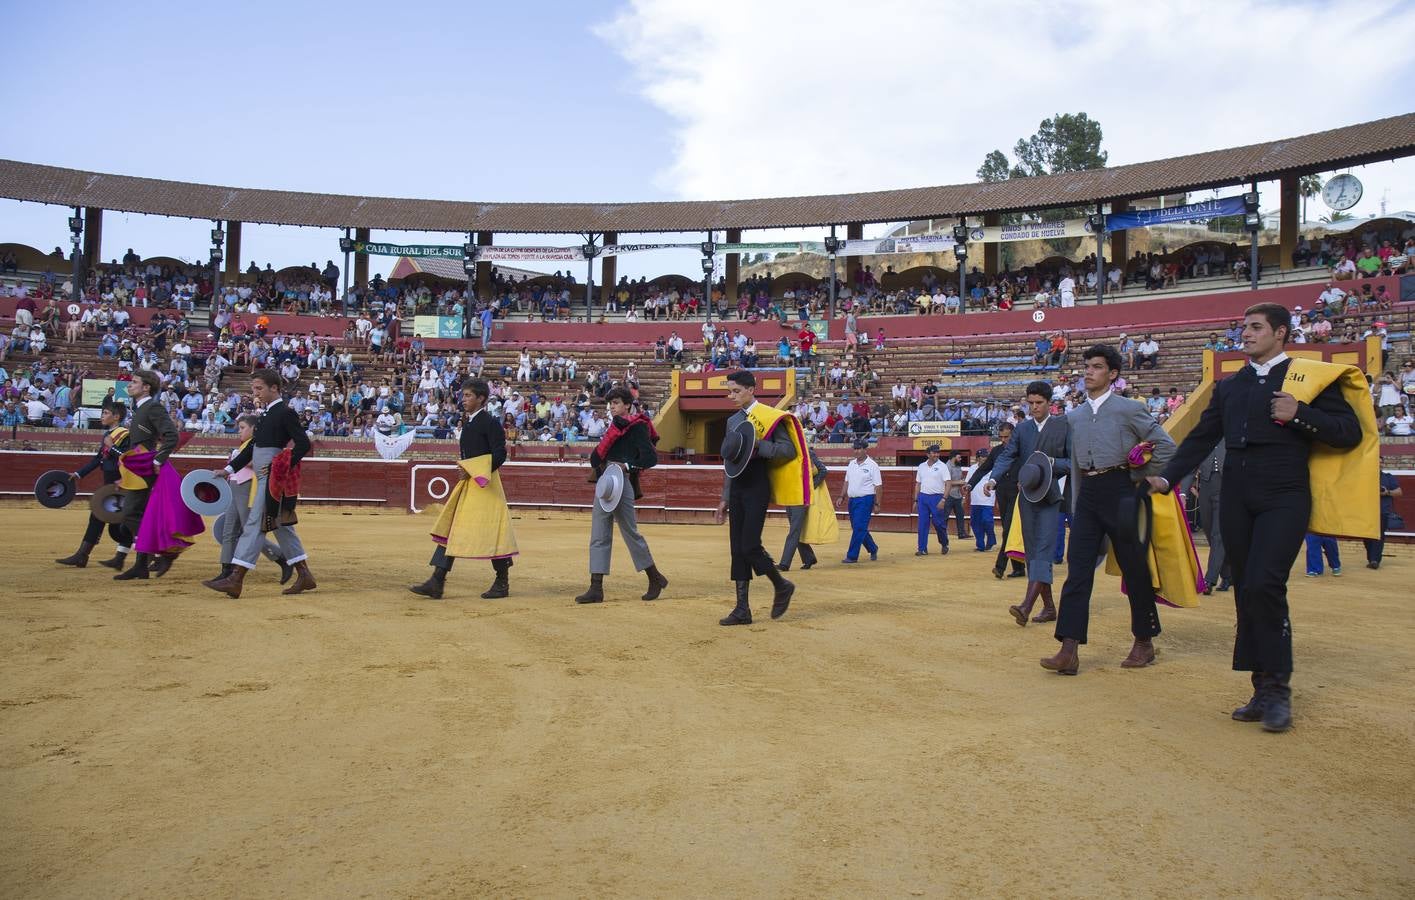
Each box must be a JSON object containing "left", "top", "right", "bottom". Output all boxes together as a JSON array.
[{"left": 125, "top": 451, "right": 205, "bottom": 555}]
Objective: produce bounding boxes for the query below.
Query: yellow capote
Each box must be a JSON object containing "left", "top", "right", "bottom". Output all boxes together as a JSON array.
[
  {"left": 1281, "top": 357, "right": 1381, "bottom": 540},
  {"left": 430, "top": 455, "right": 519, "bottom": 560},
  {"left": 743, "top": 404, "right": 811, "bottom": 507},
  {"left": 1104, "top": 490, "right": 1203, "bottom": 609},
  {"left": 801, "top": 487, "right": 839, "bottom": 545},
  {"left": 1003, "top": 495, "right": 1025, "bottom": 561}
]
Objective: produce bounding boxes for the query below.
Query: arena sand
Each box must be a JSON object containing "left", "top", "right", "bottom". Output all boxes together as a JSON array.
[{"left": 2, "top": 505, "right": 1411, "bottom": 899}]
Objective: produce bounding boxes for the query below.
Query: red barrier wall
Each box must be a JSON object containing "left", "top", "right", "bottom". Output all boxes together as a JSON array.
[{"left": 8, "top": 450, "right": 1413, "bottom": 539}]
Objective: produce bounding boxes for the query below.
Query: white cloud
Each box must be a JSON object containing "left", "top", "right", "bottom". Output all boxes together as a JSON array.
[{"left": 596, "top": 0, "right": 1415, "bottom": 219}]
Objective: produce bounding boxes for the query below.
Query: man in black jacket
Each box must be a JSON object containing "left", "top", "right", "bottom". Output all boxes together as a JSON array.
[
  {"left": 574, "top": 386, "right": 668, "bottom": 604},
  {"left": 206, "top": 369, "right": 314, "bottom": 599},
  {"left": 1148, "top": 303, "right": 1363, "bottom": 733},
  {"left": 56, "top": 401, "right": 131, "bottom": 568},
  {"left": 115, "top": 370, "right": 179, "bottom": 581},
  {"left": 411, "top": 378, "right": 517, "bottom": 600}
]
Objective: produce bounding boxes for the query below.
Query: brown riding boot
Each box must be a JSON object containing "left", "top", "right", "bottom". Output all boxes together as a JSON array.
[
  {"left": 282, "top": 561, "right": 317, "bottom": 596},
  {"left": 1040, "top": 638, "right": 1080, "bottom": 675},
  {"left": 1120, "top": 638, "right": 1156, "bottom": 668},
  {"left": 205, "top": 565, "right": 247, "bottom": 599},
  {"left": 1009, "top": 581, "right": 1041, "bottom": 626},
  {"left": 1032, "top": 584, "right": 1057, "bottom": 623}
]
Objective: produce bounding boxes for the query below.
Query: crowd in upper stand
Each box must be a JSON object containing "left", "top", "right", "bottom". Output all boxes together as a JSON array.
[{"left": 1, "top": 221, "right": 1412, "bottom": 445}]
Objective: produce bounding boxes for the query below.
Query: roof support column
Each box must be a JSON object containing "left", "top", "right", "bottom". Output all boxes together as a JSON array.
[
  {"left": 844, "top": 222, "right": 863, "bottom": 303},
  {"left": 353, "top": 227, "right": 370, "bottom": 290},
  {"left": 724, "top": 228, "right": 742, "bottom": 310},
  {"left": 475, "top": 231, "right": 493, "bottom": 302},
  {"left": 1108, "top": 200, "right": 1128, "bottom": 277},
  {"left": 82, "top": 207, "right": 103, "bottom": 276},
  {"left": 982, "top": 212, "right": 1000, "bottom": 277},
  {"left": 1279, "top": 174, "right": 1299, "bottom": 271},
  {"left": 224, "top": 221, "right": 242, "bottom": 282},
  {"left": 600, "top": 232, "right": 617, "bottom": 308}
]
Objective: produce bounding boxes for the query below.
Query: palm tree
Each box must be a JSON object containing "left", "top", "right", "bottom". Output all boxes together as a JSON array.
[
  {"left": 1299, "top": 174, "right": 1322, "bottom": 223},
  {"left": 1320, "top": 210, "right": 1353, "bottom": 224}
]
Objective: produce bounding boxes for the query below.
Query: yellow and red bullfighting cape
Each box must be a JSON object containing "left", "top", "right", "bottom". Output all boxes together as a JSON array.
[
  {"left": 743, "top": 403, "right": 811, "bottom": 507},
  {"left": 1104, "top": 490, "right": 1204, "bottom": 609},
  {"left": 431, "top": 454, "right": 518, "bottom": 560},
  {"left": 1283, "top": 357, "right": 1381, "bottom": 540},
  {"left": 801, "top": 482, "right": 839, "bottom": 544}
]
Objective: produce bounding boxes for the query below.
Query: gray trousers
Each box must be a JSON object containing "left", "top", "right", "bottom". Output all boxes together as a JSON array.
[
  {"left": 589, "top": 490, "right": 654, "bottom": 575},
  {"left": 1019, "top": 498, "right": 1060, "bottom": 584},
  {"left": 780, "top": 504, "right": 816, "bottom": 568},
  {"left": 233, "top": 446, "right": 307, "bottom": 569},
  {"left": 221, "top": 478, "right": 280, "bottom": 566},
  {"left": 1199, "top": 486, "right": 1226, "bottom": 585}
]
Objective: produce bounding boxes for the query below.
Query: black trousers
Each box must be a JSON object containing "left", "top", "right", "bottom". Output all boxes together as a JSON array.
[
  {"left": 993, "top": 485, "right": 1024, "bottom": 573},
  {"left": 1364, "top": 511, "right": 1391, "bottom": 563},
  {"left": 1220, "top": 451, "right": 1308, "bottom": 673},
  {"left": 1056, "top": 470, "right": 1161, "bottom": 644},
  {"left": 728, "top": 464, "right": 776, "bottom": 582},
  {"left": 82, "top": 513, "right": 130, "bottom": 547},
  {"left": 120, "top": 486, "right": 152, "bottom": 541}
]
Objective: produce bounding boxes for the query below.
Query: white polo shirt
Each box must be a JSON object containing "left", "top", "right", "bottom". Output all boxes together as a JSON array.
[
  {"left": 966, "top": 465, "right": 994, "bottom": 507},
  {"left": 915, "top": 459, "right": 949, "bottom": 495},
  {"left": 845, "top": 457, "right": 883, "bottom": 498}
]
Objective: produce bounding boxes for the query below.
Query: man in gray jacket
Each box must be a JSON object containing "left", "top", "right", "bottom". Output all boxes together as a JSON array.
[{"left": 1042, "top": 344, "right": 1175, "bottom": 675}]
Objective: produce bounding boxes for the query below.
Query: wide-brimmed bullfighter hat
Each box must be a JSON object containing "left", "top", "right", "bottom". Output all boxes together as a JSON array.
[
  {"left": 34, "top": 470, "right": 76, "bottom": 509},
  {"left": 595, "top": 463, "right": 624, "bottom": 512},
  {"left": 721, "top": 417, "right": 758, "bottom": 479},
  {"left": 90, "top": 483, "right": 126, "bottom": 524},
  {"left": 1018, "top": 451, "right": 1058, "bottom": 505},
  {"left": 180, "top": 469, "right": 232, "bottom": 517}
]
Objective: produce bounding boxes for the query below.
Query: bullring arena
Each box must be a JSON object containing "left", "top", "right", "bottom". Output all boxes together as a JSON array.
[{"left": 4, "top": 106, "right": 1415, "bottom": 896}]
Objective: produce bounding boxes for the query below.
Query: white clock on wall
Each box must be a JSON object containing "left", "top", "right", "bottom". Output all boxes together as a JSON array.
[{"left": 1321, "top": 174, "right": 1363, "bottom": 211}]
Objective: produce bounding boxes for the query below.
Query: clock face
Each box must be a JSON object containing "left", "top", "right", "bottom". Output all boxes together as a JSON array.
[{"left": 1322, "top": 174, "right": 1363, "bottom": 211}]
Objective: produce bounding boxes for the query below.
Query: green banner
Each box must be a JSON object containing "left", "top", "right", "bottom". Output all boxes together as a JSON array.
[
  {"left": 718, "top": 241, "right": 826, "bottom": 255},
  {"left": 353, "top": 241, "right": 463, "bottom": 258},
  {"left": 82, "top": 379, "right": 129, "bottom": 406},
  {"left": 414, "top": 315, "right": 464, "bottom": 339}
]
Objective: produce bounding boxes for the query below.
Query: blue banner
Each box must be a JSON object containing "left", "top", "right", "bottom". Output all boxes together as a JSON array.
[{"left": 1105, "top": 195, "right": 1247, "bottom": 231}]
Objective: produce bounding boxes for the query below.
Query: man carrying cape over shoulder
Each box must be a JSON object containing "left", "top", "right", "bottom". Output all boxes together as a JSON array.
[
  {"left": 714, "top": 370, "right": 811, "bottom": 626},
  {"left": 1149, "top": 302, "right": 1376, "bottom": 734}
]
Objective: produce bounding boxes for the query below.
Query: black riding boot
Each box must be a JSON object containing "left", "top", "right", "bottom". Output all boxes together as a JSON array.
[
  {"left": 720, "top": 581, "right": 752, "bottom": 626},
  {"left": 410, "top": 566, "right": 448, "bottom": 600}
]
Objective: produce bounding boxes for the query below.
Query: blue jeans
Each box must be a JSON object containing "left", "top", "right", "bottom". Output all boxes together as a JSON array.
[
  {"left": 971, "top": 506, "right": 996, "bottom": 550},
  {"left": 847, "top": 496, "right": 878, "bottom": 561},
  {"left": 916, "top": 493, "right": 947, "bottom": 552},
  {"left": 1305, "top": 535, "right": 1340, "bottom": 574}
]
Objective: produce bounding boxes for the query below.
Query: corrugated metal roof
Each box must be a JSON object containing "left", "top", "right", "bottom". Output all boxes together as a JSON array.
[{"left": 1, "top": 113, "right": 1411, "bottom": 234}]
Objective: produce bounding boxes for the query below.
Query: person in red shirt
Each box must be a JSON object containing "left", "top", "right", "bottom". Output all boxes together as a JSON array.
[{"left": 797, "top": 326, "right": 815, "bottom": 360}]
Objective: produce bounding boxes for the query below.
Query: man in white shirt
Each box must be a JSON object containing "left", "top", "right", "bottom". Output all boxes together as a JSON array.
[
  {"left": 1136, "top": 335, "right": 1159, "bottom": 369},
  {"left": 966, "top": 451, "right": 997, "bottom": 551},
  {"left": 837, "top": 438, "right": 882, "bottom": 563},
  {"left": 1058, "top": 275, "right": 1076, "bottom": 308},
  {"left": 912, "top": 444, "right": 951, "bottom": 555}
]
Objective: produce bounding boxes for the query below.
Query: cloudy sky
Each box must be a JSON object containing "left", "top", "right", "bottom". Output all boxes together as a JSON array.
[{"left": 2, "top": 0, "right": 1412, "bottom": 281}]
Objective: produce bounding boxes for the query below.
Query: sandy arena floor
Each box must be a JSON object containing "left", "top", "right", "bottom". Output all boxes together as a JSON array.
[{"left": 1, "top": 505, "right": 1411, "bottom": 898}]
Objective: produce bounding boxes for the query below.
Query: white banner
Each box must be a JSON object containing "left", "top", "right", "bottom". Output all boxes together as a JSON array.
[
  {"left": 479, "top": 245, "right": 585, "bottom": 262},
  {"left": 969, "top": 219, "right": 1094, "bottom": 243}
]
